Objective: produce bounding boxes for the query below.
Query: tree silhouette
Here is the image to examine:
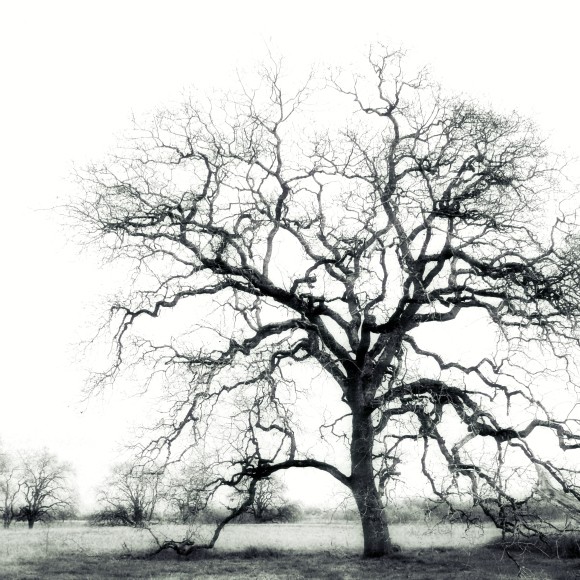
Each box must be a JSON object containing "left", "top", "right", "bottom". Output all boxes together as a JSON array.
[
  {"left": 18, "top": 450, "right": 75, "bottom": 529},
  {"left": 76, "top": 47, "right": 580, "bottom": 557},
  {"left": 0, "top": 449, "right": 21, "bottom": 528},
  {"left": 96, "top": 462, "right": 162, "bottom": 527}
]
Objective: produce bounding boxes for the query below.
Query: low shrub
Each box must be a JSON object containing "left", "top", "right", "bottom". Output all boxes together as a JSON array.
[{"left": 88, "top": 507, "right": 134, "bottom": 527}]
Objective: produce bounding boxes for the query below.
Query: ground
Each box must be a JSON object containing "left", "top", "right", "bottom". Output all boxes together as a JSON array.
[{"left": 0, "top": 521, "right": 579, "bottom": 579}]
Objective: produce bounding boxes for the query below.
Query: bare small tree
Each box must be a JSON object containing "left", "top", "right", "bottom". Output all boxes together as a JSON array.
[
  {"left": 18, "top": 449, "right": 75, "bottom": 529},
  {"left": 75, "top": 47, "right": 580, "bottom": 557},
  {"left": 165, "top": 460, "right": 212, "bottom": 524},
  {"left": 96, "top": 462, "right": 162, "bottom": 527},
  {"left": 234, "top": 475, "right": 300, "bottom": 523},
  {"left": 249, "top": 476, "right": 287, "bottom": 522},
  {"left": 0, "top": 449, "right": 21, "bottom": 529}
]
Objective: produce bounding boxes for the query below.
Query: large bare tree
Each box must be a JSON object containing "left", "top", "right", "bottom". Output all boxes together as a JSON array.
[
  {"left": 18, "top": 449, "right": 75, "bottom": 529},
  {"left": 75, "top": 48, "right": 580, "bottom": 557}
]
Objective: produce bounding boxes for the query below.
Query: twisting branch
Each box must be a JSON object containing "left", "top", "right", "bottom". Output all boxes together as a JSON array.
[{"left": 75, "top": 46, "right": 580, "bottom": 557}]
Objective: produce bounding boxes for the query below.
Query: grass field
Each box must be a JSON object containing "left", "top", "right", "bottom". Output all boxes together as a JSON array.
[{"left": 0, "top": 521, "right": 579, "bottom": 579}]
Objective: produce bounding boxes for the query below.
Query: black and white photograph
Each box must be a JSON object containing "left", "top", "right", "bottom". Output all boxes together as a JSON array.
[{"left": 3, "top": 1, "right": 580, "bottom": 577}]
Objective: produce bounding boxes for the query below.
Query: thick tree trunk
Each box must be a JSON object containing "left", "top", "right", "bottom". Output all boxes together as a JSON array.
[
  {"left": 351, "top": 411, "right": 393, "bottom": 558},
  {"left": 27, "top": 518, "right": 34, "bottom": 529}
]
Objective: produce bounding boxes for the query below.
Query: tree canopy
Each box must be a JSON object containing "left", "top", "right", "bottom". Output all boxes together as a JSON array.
[
  {"left": 75, "top": 48, "right": 580, "bottom": 557},
  {"left": 94, "top": 461, "right": 162, "bottom": 527},
  {"left": 16, "top": 449, "right": 76, "bottom": 529}
]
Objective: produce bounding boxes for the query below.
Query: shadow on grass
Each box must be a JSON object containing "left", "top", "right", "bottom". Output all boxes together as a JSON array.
[{"left": 6, "top": 545, "right": 580, "bottom": 579}]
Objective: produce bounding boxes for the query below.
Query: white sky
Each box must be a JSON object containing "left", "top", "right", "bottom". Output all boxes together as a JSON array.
[{"left": 1, "top": 0, "right": 580, "bottom": 511}]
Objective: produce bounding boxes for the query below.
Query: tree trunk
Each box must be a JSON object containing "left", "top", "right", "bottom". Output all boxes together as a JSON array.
[
  {"left": 351, "top": 410, "right": 393, "bottom": 558},
  {"left": 28, "top": 518, "right": 34, "bottom": 529}
]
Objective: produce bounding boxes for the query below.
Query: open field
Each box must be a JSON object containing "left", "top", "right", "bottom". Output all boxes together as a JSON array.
[{"left": 1, "top": 521, "right": 579, "bottom": 579}]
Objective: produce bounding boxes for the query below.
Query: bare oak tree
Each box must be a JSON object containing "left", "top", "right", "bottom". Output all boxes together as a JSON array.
[
  {"left": 245, "top": 476, "right": 289, "bottom": 523},
  {"left": 0, "top": 450, "right": 21, "bottom": 529},
  {"left": 165, "top": 459, "right": 213, "bottom": 524},
  {"left": 96, "top": 462, "right": 163, "bottom": 527},
  {"left": 232, "top": 474, "right": 299, "bottom": 523},
  {"left": 75, "top": 48, "right": 580, "bottom": 557},
  {"left": 18, "top": 449, "right": 75, "bottom": 529}
]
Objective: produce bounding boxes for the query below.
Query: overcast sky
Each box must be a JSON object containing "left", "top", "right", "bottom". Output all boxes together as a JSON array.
[{"left": 1, "top": 0, "right": 580, "bottom": 510}]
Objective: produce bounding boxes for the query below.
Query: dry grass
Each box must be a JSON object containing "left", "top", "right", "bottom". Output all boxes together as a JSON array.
[{"left": 0, "top": 521, "right": 578, "bottom": 579}]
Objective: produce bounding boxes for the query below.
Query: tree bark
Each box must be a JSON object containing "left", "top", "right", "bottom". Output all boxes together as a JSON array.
[
  {"left": 28, "top": 518, "right": 34, "bottom": 529},
  {"left": 351, "top": 410, "right": 393, "bottom": 558}
]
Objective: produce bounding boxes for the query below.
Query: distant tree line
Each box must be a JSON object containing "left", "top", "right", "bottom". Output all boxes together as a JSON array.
[
  {"left": 89, "top": 458, "right": 302, "bottom": 527},
  {"left": 0, "top": 447, "right": 77, "bottom": 529},
  {"left": 320, "top": 497, "right": 577, "bottom": 529}
]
